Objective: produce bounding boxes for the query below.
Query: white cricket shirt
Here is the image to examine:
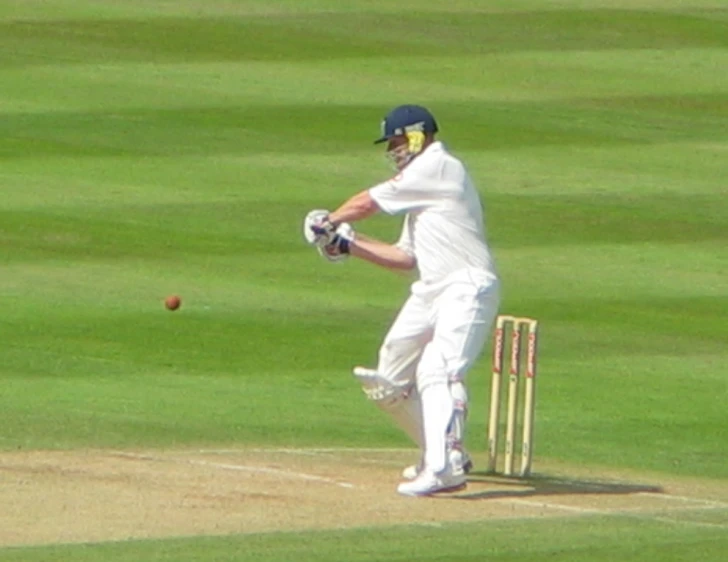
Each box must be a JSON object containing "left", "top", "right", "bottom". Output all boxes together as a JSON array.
[{"left": 368, "top": 142, "right": 498, "bottom": 294}]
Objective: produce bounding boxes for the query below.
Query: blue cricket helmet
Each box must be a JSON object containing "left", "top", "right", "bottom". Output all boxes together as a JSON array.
[{"left": 374, "top": 104, "right": 439, "bottom": 144}]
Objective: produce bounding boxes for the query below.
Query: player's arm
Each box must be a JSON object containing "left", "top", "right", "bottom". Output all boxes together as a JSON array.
[
  {"left": 328, "top": 190, "right": 380, "bottom": 225},
  {"left": 349, "top": 233, "right": 416, "bottom": 271}
]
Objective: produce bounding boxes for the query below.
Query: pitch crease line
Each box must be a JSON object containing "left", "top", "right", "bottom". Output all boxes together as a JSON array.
[
  {"left": 503, "top": 498, "right": 601, "bottom": 514},
  {"left": 500, "top": 497, "right": 728, "bottom": 530},
  {"left": 637, "top": 492, "right": 728, "bottom": 508},
  {"left": 185, "top": 459, "right": 355, "bottom": 489},
  {"left": 112, "top": 452, "right": 355, "bottom": 489},
  {"left": 197, "top": 447, "right": 414, "bottom": 455}
]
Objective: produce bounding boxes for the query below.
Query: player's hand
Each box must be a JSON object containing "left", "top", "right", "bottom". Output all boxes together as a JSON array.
[
  {"left": 317, "top": 223, "right": 355, "bottom": 263},
  {"left": 303, "top": 209, "right": 337, "bottom": 247}
]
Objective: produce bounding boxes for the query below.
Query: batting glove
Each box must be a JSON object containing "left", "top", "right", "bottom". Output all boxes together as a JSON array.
[
  {"left": 318, "top": 223, "right": 355, "bottom": 262},
  {"left": 303, "top": 209, "right": 337, "bottom": 247}
]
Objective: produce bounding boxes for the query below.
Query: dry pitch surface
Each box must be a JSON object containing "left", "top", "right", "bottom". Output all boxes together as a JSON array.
[{"left": 2, "top": 448, "right": 727, "bottom": 547}]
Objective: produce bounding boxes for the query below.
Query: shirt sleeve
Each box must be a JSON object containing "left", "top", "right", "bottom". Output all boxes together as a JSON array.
[{"left": 368, "top": 163, "right": 446, "bottom": 215}]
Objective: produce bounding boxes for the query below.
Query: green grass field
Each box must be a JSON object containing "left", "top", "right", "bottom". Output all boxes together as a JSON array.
[{"left": 1, "top": 1, "right": 727, "bottom": 560}]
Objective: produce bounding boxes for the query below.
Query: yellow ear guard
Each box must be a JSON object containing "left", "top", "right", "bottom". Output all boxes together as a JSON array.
[{"left": 406, "top": 130, "right": 425, "bottom": 155}]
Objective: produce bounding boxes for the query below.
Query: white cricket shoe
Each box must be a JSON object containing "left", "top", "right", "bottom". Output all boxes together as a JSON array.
[
  {"left": 401, "top": 450, "right": 473, "bottom": 480},
  {"left": 397, "top": 467, "right": 466, "bottom": 497}
]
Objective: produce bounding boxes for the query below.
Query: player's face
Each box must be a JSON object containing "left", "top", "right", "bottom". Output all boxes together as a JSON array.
[{"left": 386, "top": 135, "right": 411, "bottom": 171}]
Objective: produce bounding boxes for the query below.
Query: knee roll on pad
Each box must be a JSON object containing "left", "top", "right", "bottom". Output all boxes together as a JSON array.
[
  {"left": 353, "top": 367, "right": 402, "bottom": 404},
  {"left": 353, "top": 367, "right": 424, "bottom": 448}
]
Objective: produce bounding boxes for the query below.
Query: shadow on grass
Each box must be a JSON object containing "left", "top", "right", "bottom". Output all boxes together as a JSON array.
[{"left": 450, "top": 472, "right": 664, "bottom": 501}]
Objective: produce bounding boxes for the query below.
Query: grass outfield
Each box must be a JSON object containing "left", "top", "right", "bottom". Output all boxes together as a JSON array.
[
  {"left": 1, "top": 0, "right": 727, "bottom": 560},
  {"left": 3, "top": 519, "right": 728, "bottom": 562}
]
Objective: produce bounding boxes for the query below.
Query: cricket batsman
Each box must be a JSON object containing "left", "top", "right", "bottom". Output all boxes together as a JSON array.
[{"left": 303, "top": 105, "right": 500, "bottom": 496}]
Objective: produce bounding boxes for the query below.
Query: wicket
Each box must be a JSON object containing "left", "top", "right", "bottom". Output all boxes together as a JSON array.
[{"left": 487, "top": 315, "right": 539, "bottom": 477}]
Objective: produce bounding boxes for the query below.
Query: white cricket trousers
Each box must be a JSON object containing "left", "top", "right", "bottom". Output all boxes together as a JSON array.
[
  {"left": 377, "top": 273, "right": 500, "bottom": 391},
  {"left": 376, "top": 272, "right": 500, "bottom": 473}
]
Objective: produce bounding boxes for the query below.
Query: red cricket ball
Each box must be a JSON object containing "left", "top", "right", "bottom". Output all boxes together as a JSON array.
[{"left": 165, "top": 295, "right": 181, "bottom": 311}]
